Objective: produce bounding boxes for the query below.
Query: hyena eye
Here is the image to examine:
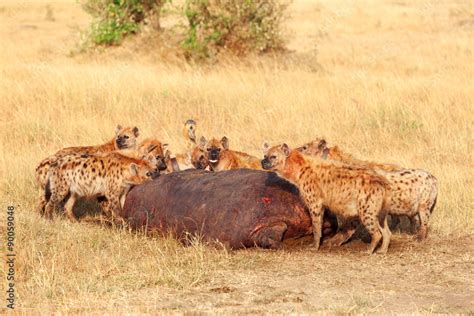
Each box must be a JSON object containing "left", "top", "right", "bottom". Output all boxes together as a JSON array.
[
  {"left": 146, "top": 172, "right": 152, "bottom": 177},
  {"left": 217, "top": 148, "right": 221, "bottom": 152},
  {"left": 207, "top": 148, "right": 211, "bottom": 151},
  {"left": 270, "top": 155, "right": 276, "bottom": 160},
  {"left": 303, "top": 146, "right": 307, "bottom": 150},
  {"left": 124, "top": 135, "right": 129, "bottom": 139}
]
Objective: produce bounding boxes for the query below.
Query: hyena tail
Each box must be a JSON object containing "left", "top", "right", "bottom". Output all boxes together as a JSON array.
[
  {"left": 428, "top": 175, "right": 438, "bottom": 215},
  {"left": 45, "top": 179, "right": 52, "bottom": 202},
  {"left": 429, "top": 195, "right": 437, "bottom": 215},
  {"left": 381, "top": 188, "right": 392, "bottom": 216},
  {"left": 378, "top": 209, "right": 389, "bottom": 228}
]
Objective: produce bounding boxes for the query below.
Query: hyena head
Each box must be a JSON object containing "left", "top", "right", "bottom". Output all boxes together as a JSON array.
[
  {"left": 138, "top": 139, "right": 168, "bottom": 171},
  {"left": 192, "top": 136, "right": 209, "bottom": 169},
  {"left": 125, "top": 161, "right": 159, "bottom": 185},
  {"left": 115, "top": 125, "right": 140, "bottom": 150},
  {"left": 205, "top": 136, "right": 229, "bottom": 164},
  {"left": 184, "top": 119, "right": 197, "bottom": 143},
  {"left": 261, "top": 142, "right": 290, "bottom": 171},
  {"left": 296, "top": 138, "right": 327, "bottom": 157}
]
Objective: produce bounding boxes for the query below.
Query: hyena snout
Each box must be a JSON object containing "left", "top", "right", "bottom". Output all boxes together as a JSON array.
[
  {"left": 157, "top": 158, "right": 167, "bottom": 171},
  {"left": 209, "top": 149, "right": 220, "bottom": 162},
  {"left": 261, "top": 158, "right": 272, "bottom": 170},
  {"left": 116, "top": 136, "right": 129, "bottom": 149}
]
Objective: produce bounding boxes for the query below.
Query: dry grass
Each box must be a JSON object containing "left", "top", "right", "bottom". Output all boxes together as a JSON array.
[{"left": 0, "top": 0, "right": 473, "bottom": 313}]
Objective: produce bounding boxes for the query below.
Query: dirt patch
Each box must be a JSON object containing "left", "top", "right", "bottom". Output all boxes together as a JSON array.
[
  {"left": 50, "top": 234, "right": 473, "bottom": 314},
  {"left": 172, "top": 235, "right": 474, "bottom": 313}
]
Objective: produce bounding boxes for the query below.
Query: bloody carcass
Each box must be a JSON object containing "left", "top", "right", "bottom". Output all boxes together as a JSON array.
[{"left": 121, "top": 169, "right": 336, "bottom": 249}]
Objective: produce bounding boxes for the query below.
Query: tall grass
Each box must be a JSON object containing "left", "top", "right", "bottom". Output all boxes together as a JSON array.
[
  {"left": 0, "top": 0, "right": 472, "bottom": 312},
  {"left": 1, "top": 62, "right": 472, "bottom": 234}
]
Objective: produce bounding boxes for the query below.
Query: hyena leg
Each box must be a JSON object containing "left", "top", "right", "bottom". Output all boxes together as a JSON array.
[
  {"left": 44, "top": 186, "right": 68, "bottom": 220},
  {"left": 103, "top": 195, "right": 122, "bottom": 219},
  {"left": 417, "top": 205, "right": 430, "bottom": 241},
  {"left": 308, "top": 200, "right": 324, "bottom": 250},
  {"left": 388, "top": 215, "right": 401, "bottom": 231},
  {"left": 120, "top": 191, "right": 129, "bottom": 209},
  {"left": 37, "top": 177, "right": 52, "bottom": 215},
  {"left": 409, "top": 214, "right": 419, "bottom": 234},
  {"left": 360, "top": 203, "right": 383, "bottom": 255},
  {"left": 37, "top": 194, "right": 48, "bottom": 215},
  {"left": 98, "top": 199, "right": 113, "bottom": 218},
  {"left": 102, "top": 197, "right": 126, "bottom": 226},
  {"left": 64, "top": 192, "right": 78, "bottom": 222},
  {"left": 377, "top": 214, "right": 392, "bottom": 254},
  {"left": 97, "top": 196, "right": 110, "bottom": 217},
  {"left": 323, "top": 219, "right": 357, "bottom": 247}
]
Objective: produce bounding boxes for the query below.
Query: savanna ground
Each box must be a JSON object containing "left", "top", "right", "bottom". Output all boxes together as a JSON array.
[{"left": 1, "top": 0, "right": 473, "bottom": 313}]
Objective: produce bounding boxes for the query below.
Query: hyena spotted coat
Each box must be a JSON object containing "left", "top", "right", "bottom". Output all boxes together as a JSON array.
[
  {"left": 297, "top": 138, "right": 401, "bottom": 171},
  {"left": 262, "top": 143, "right": 392, "bottom": 254},
  {"left": 297, "top": 138, "right": 438, "bottom": 240},
  {"left": 35, "top": 125, "right": 140, "bottom": 190},
  {"left": 39, "top": 152, "right": 158, "bottom": 221}
]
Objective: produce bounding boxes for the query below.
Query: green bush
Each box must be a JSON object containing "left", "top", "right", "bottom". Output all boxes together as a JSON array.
[
  {"left": 82, "top": 0, "right": 165, "bottom": 46},
  {"left": 182, "top": 0, "right": 290, "bottom": 60}
]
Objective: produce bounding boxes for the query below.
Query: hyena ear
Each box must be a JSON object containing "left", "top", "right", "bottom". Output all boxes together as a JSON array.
[
  {"left": 281, "top": 143, "right": 290, "bottom": 156},
  {"left": 199, "top": 136, "right": 207, "bottom": 149},
  {"left": 317, "top": 139, "right": 327, "bottom": 151},
  {"left": 129, "top": 163, "right": 139, "bottom": 176},
  {"left": 146, "top": 144, "right": 158, "bottom": 153},
  {"left": 185, "top": 119, "right": 196, "bottom": 127},
  {"left": 164, "top": 150, "right": 171, "bottom": 160},
  {"left": 145, "top": 153, "right": 156, "bottom": 163},
  {"left": 262, "top": 141, "right": 270, "bottom": 153},
  {"left": 221, "top": 136, "right": 229, "bottom": 150},
  {"left": 115, "top": 125, "right": 123, "bottom": 135},
  {"left": 162, "top": 143, "right": 169, "bottom": 151},
  {"left": 132, "top": 127, "right": 140, "bottom": 137}
]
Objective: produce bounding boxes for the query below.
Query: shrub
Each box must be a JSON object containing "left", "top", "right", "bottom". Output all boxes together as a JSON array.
[
  {"left": 182, "top": 0, "right": 290, "bottom": 60},
  {"left": 82, "top": 0, "right": 166, "bottom": 46}
]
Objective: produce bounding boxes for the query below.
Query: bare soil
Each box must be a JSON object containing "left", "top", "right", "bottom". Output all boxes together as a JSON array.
[{"left": 69, "top": 234, "right": 474, "bottom": 314}]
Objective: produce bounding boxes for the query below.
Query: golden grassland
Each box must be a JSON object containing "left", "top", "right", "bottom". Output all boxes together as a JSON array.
[{"left": 0, "top": 0, "right": 473, "bottom": 313}]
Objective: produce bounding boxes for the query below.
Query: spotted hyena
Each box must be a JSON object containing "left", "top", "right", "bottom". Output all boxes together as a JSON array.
[
  {"left": 262, "top": 143, "right": 392, "bottom": 254},
  {"left": 297, "top": 138, "right": 438, "bottom": 240},
  {"left": 183, "top": 119, "right": 197, "bottom": 150},
  {"left": 172, "top": 137, "right": 211, "bottom": 171},
  {"left": 135, "top": 138, "right": 168, "bottom": 172},
  {"left": 191, "top": 136, "right": 209, "bottom": 170},
  {"left": 39, "top": 151, "right": 158, "bottom": 221},
  {"left": 165, "top": 119, "right": 200, "bottom": 172},
  {"left": 35, "top": 125, "right": 140, "bottom": 191},
  {"left": 203, "top": 136, "right": 262, "bottom": 172}
]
